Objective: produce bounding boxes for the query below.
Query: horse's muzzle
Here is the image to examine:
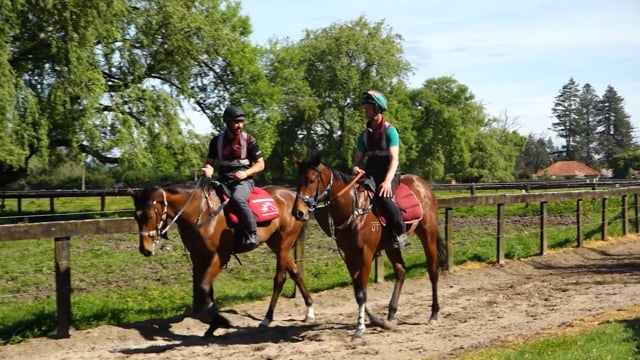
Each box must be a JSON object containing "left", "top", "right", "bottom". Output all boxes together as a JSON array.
[
  {"left": 139, "top": 245, "right": 153, "bottom": 257},
  {"left": 293, "top": 209, "right": 308, "bottom": 221}
]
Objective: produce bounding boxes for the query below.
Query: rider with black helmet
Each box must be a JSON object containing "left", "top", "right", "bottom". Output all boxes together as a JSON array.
[
  {"left": 352, "top": 90, "right": 407, "bottom": 249},
  {"left": 202, "top": 105, "right": 264, "bottom": 251}
]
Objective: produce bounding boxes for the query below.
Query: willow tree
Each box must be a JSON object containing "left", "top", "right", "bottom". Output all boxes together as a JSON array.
[{"left": 1, "top": 0, "right": 272, "bottom": 186}]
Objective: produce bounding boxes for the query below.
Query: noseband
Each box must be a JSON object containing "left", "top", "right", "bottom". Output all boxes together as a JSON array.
[
  {"left": 138, "top": 188, "right": 168, "bottom": 241},
  {"left": 138, "top": 179, "right": 205, "bottom": 241},
  {"left": 297, "top": 167, "right": 334, "bottom": 210}
]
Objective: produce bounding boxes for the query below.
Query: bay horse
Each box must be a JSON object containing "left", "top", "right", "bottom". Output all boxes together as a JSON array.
[
  {"left": 294, "top": 153, "right": 447, "bottom": 338},
  {"left": 129, "top": 181, "right": 315, "bottom": 337}
]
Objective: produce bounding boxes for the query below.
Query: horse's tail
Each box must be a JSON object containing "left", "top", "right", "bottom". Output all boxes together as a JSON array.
[{"left": 436, "top": 231, "right": 449, "bottom": 274}]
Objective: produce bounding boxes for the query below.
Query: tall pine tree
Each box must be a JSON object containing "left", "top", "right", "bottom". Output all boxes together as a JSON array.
[
  {"left": 597, "top": 85, "right": 636, "bottom": 165},
  {"left": 551, "top": 78, "right": 580, "bottom": 159},
  {"left": 575, "top": 83, "right": 600, "bottom": 167}
]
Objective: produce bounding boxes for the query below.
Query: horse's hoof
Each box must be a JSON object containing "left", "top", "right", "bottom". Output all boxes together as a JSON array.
[
  {"left": 383, "top": 319, "right": 397, "bottom": 330},
  {"left": 428, "top": 318, "right": 439, "bottom": 326},
  {"left": 258, "top": 319, "right": 270, "bottom": 328},
  {"left": 352, "top": 328, "right": 365, "bottom": 340},
  {"left": 203, "top": 326, "right": 217, "bottom": 338}
]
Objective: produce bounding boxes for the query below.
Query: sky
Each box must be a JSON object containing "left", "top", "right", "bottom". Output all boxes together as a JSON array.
[{"left": 189, "top": 0, "right": 640, "bottom": 141}]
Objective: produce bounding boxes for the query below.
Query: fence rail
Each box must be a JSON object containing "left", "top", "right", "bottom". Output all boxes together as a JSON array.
[
  {"left": 2, "top": 178, "right": 640, "bottom": 213},
  {"left": 2, "top": 186, "right": 639, "bottom": 338}
]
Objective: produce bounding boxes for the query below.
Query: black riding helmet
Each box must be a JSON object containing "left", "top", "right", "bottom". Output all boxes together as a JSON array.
[{"left": 222, "top": 105, "right": 246, "bottom": 121}]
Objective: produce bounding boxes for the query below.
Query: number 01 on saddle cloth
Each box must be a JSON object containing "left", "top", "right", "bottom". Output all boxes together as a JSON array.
[
  {"left": 314, "top": 182, "right": 423, "bottom": 238},
  {"left": 214, "top": 183, "right": 280, "bottom": 225}
]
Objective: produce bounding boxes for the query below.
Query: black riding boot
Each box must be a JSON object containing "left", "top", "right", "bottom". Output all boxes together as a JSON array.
[{"left": 235, "top": 229, "right": 258, "bottom": 253}]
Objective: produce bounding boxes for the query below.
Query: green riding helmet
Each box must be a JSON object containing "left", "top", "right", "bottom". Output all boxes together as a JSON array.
[{"left": 362, "top": 90, "right": 388, "bottom": 113}]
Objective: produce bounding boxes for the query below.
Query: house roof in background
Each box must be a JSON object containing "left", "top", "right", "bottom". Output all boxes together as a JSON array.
[{"left": 535, "top": 161, "right": 599, "bottom": 177}]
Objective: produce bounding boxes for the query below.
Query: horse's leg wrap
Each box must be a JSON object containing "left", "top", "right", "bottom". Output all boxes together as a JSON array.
[
  {"left": 354, "top": 303, "right": 366, "bottom": 339},
  {"left": 353, "top": 284, "right": 367, "bottom": 338}
]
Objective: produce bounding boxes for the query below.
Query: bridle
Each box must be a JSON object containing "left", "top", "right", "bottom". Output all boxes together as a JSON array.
[
  {"left": 137, "top": 179, "right": 202, "bottom": 243},
  {"left": 138, "top": 188, "right": 169, "bottom": 245},
  {"left": 296, "top": 165, "right": 365, "bottom": 213},
  {"left": 296, "top": 166, "right": 334, "bottom": 210}
]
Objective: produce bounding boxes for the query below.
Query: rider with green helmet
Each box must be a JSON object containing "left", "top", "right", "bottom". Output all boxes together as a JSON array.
[{"left": 352, "top": 90, "right": 406, "bottom": 249}]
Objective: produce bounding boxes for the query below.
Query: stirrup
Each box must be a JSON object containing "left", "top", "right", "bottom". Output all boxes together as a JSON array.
[{"left": 392, "top": 233, "right": 407, "bottom": 249}]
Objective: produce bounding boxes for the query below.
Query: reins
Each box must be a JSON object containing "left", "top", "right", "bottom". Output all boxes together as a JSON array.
[
  {"left": 158, "top": 177, "right": 203, "bottom": 236},
  {"left": 326, "top": 171, "right": 363, "bottom": 204}
]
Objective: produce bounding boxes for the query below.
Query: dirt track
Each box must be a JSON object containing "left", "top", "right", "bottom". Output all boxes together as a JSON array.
[{"left": 1, "top": 236, "right": 639, "bottom": 360}]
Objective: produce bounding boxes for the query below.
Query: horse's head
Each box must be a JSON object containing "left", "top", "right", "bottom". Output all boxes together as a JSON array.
[
  {"left": 293, "top": 153, "right": 333, "bottom": 221},
  {"left": 129, "top": 186, "right": 168, "bottom": 257}
]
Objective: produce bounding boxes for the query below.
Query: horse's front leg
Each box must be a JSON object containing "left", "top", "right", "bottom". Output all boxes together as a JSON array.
[
  {"left": 198, "top": 254, "right": 231, "bottom": 337},
  {"left": 353, "top": 281, "right": 367, "bottom": 338},
  {"left": 190, "top": 256, "right": 213, "bottom": 317},
  {"left": 260, "top": 249, "right": 315, "bottom": 327},
  {"left": 260, "top": 257, "right": 287, "bottom": 327},
  {"left": 384, "top": 247, "right": 407, "bottom": 325}
]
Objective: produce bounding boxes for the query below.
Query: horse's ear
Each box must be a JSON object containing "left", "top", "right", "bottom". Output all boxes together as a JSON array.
[
  {"left": 311, "top": 152, "right": 321, "bottom": 166},
  {"left": 293, "top": 157, "right": 301, "bottom": 165},
  {"left": 127, "top": 188, "right": 136, "bottom": 197}
]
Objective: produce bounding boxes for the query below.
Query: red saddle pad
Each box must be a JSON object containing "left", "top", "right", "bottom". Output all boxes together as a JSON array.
[
  {"left": 376, "top": 183, "right": 423, "bottom": 226},
  {"left": 224, "top": 187, "right": 280, "bottom": 225}
]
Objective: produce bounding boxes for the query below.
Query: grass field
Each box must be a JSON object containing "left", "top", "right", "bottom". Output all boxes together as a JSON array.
[{"left": 1, "top": 192, "right": 638, "bottom": 358}]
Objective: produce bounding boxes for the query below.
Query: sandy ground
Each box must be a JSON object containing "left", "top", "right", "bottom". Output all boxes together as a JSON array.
[{"left": 1, "top": 236, "right": 639, "bottom": 360}]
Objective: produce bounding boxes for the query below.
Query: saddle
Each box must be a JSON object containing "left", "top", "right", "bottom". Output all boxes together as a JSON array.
[
  {"left": 361, "top": 177, "right": 423, "bottom": 226},
  {"left": 214, "top": 183, "right": 280, "bottom": 226}
]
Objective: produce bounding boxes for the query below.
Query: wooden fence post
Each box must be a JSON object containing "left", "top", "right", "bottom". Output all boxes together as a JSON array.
[
  {"left": 54, "top": 236, "right": 72, "bottom": 338},
  {"left": 635, "top": 194, "right": 639, "bottom": 233},
  {"left": 576, "top": 199, "right": 583, "bottom": 248},
  {"left": 496, "top": 203, "right": 505, "bottom": 265},
  {"left": 445, "top": 208, "right": 453, "bottom": 271},
  {"left": 601, "top": 197, "right": 608, "bottom": 240},
  {"left": 374, "top": 253, "right": 384, "bottom": 283},
  {"left": 293, "top": 222, "right": 307, "bottom": 295},
  {"left": 622, "top": 195, "right": 628, "bottom": 235},
  {"left": 539, "top": 201, "right": 548, "bottom": 255}
]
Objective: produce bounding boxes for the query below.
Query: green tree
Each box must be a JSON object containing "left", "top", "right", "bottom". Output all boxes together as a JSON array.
[
  {"left": 407, "top": 77, "right": 486, "bottom": 181},
  {"left": 610, "top": 150, "right": 640, "bottom": 178},
  {"left": 597, "top": 85, "right": 636, "bottom": 166},
  {"left": 1, "top": 0, "right": 273, "bottom": 187},
  {"left": 552, "top": 78, "right": 580, "bottom": 160},
  {"left": 466, "top": 116, "right": 526, "bottom": 182},
  {"left": 516, "top": 135, "right": 552, "bottom": 179},
  {"left": 263, "top": 16, "right": 412, "bottom": 176},
  {"left": 574, "top": 83, "right": 601, "bottom": 167}
]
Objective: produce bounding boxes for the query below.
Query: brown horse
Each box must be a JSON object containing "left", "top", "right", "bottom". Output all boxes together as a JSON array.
[
  {"left": 129, "top": 181, "right": 314, "bottom": 337},
  {"left": 294, "top": 153, "right": 447, "bottom": 338}
]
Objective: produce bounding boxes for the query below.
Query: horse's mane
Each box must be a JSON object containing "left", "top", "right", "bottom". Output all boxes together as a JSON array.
[
  {"left": 138, "top": 181, "right": 205, "bottom": 196},
  {"left": 300, "top": 153, "right": 354, "bottom": 183}
]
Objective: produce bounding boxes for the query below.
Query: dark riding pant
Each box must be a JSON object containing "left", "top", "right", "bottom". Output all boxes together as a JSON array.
[
  {"left": 228, "top": 180, "right": 256, "bottom": 234},
  {"left": 372, "top": 175, "right": 404, "bottom": 236}
]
